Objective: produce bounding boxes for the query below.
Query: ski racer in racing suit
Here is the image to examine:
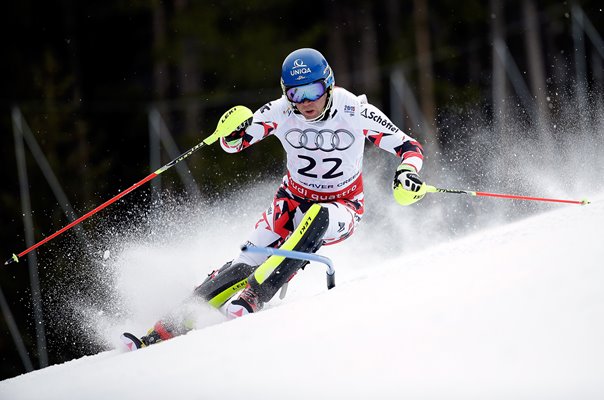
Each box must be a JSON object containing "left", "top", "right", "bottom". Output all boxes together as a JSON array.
[{"left": 124, "top": 48, "right": 427, "bottom": 349}]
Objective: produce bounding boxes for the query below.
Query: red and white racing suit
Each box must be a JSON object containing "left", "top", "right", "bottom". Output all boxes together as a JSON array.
[{"left": 221, "top": 87, "right": 424, "bottom": 266}]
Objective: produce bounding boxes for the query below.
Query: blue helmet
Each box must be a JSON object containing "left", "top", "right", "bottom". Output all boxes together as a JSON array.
[
  {"left": 281, "top": 48, "right": 335, "bottom": 89},
  {"left": 280, "top": 48, "right": 335, "bottom": 121}
]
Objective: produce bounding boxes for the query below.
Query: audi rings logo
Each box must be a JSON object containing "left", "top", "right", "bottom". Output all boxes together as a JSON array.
[{"left": 285, "top": 128, "right": 355, "bottom": 152}]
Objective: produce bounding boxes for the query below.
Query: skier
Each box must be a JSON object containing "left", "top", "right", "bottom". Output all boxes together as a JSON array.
[{"left": 122, "top": 48, "right": 426, "bottom": 349}]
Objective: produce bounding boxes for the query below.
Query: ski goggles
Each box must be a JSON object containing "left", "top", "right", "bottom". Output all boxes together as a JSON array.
[{"left": 285, "top": 81, "right": 327, "bottom": 103}]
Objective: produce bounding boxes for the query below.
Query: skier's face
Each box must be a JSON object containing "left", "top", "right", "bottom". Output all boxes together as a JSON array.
[{"left": 295, "top": 92, "right": 327, "bottom": 120}]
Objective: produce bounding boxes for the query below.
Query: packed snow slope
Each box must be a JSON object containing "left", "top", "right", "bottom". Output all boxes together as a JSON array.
[{"left": 1, "top": 194, "right": 603, "bottom": 399}]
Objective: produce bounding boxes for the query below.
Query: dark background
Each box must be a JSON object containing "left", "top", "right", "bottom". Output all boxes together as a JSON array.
[{"left": 0, "top": 0, "right": 602, "bottom": 380}]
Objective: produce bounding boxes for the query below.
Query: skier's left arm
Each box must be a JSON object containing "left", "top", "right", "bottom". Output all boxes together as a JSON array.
[{"left": 360, "top": 103, "right": 426, "bottom": 205}]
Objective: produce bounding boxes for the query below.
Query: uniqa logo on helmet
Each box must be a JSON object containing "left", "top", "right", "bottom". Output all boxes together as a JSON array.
[{"left": 290, "top": 59, "right": 312, "bottom": 76}]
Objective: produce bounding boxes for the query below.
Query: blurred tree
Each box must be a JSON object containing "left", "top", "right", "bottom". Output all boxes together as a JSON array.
[
  {"left": 175, "top": 0, "right": 202, "bottom": 140},
  {"left": 152, "top": 0, "right": 169, "bottom": 104},
  {"left": 413, "top": 0, "right": 437, "bottom": 137},
  {"left": 490, "top": 0, "right": 508, "bottom": 134},
  {"left": 523, "top": 0, "right": 551, "bottom": 138},
  {"left": 325, "top": 1, "right": 381, "bottom": 103}
]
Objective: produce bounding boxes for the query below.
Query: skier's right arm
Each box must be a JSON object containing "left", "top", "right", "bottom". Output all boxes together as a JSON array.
[{"left": 220, "top": 100, "right": 282, "bottom": 153}]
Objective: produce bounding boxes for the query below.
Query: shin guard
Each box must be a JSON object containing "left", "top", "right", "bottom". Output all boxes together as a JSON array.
[
  {"left": 193, "top": 262, "right": 256, "bottom": 308},
  {"left": 247, "top": 204, "right": 329, "bottom": 303}
]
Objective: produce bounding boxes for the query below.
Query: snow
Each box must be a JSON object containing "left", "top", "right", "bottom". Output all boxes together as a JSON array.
[{"left": 1, "top": 194, "right": 603, "bottom": 399}]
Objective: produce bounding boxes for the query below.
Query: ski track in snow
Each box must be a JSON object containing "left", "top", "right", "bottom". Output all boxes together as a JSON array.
[{"left": 1, "top": 194, "right": 603, "bottom": 399}]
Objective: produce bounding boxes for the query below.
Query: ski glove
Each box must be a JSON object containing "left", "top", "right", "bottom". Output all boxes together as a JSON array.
[
  {"left": 223, "top": 117, "right": 253, "bottom": 143},
  {"left": 392, "top": 164, "right": 427, "bottom": 206}
]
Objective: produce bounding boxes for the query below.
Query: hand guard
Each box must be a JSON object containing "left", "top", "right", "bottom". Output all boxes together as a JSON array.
[
  {"left": 392, "top": 164, "right": 427, "bottom": 206},
  {"left": 204, "top": 105, "right": 253, "bottom": 145},
  {"left": 222, "top": 116, "right": 252, "bottom": 143}
]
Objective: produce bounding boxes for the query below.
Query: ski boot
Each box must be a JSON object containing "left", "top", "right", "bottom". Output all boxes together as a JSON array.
[
  {"left": 121, "top": 320, "right": 176, "bottom": 351},
  {"left": 225, "top": 283, "right": 264, "bottom": 318}
]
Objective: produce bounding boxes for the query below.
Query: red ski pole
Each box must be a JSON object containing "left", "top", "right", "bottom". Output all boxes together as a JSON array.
[
  {"left": 426, "top": 185, "right": 590, "bottom": 205},
  {"left": 4, "top": 106, "right": 253, "bottom": 266}
]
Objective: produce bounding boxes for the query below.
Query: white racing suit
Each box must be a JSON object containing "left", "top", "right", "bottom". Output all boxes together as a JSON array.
[
  {"left": 221, "top": 87, "right": 424, "bottom": 266},
  {"left": 138, "top": 88, "right": 426, "bottom": 343}
]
